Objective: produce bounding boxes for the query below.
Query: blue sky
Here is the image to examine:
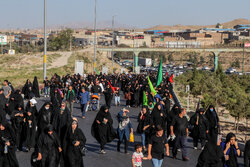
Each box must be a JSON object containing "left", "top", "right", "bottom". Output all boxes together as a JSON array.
[{"left": 1, "top": 0, "right": 250, "bottom": 29}]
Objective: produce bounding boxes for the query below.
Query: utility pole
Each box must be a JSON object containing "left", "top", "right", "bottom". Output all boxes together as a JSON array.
[
  {"left": 133, "top": 29, "right": 135, "bottom": 73},
  {"left": 93, "top": 0, "right": 97, "bottom": 73},
  {"left": 43, "top": 0, "right": 47, "bottom": 80},
  {"left": 111, "top": 15, "right": 115, "bottom": 74},
  {"left": 242, "top": 38, "right": 245, "bottom": 74},
  {"left": 10, "top": 30, "right": 12, "bottom": 51},
  {"left": 70, "top": 34, "right": 72, "bottom": 51}
]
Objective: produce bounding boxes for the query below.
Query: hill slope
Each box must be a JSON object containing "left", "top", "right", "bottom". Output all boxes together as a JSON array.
[{"left": 146, "top": 18, "right": 250, "bottom": 30}]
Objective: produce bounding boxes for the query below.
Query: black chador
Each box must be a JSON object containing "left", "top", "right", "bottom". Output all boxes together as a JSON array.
[
  {"left": 32, "top": 76, "right": 40, "bottom": 98},
  {"left": 91, "top": 105, "right": 116, "bottom": 151},
  {"left": 11, "top": 105, "right": 25, "bottom": 150},
  {"left": 63, "top": 120, "right": 86, "bottom": 167},
  {"left": 37, "top": 102, "right": 54, "bottom": 136},
  {"left": 52, "top": 105, "right": 72, "bottom": 143},
  {"left": 0, "top": 121, "right": 19, "bottom": 167},
  {"left": 22, "top": 79, "right": 34, "bottom": 100},
  {"left": 23, "top": 104, "right": 37, "bottom": 150},
  {"left": 37, "top": 125, "right": 61, "bottom": 167},
  {"left": 103, "top": 85, "right": 113, "bottom": 108}
]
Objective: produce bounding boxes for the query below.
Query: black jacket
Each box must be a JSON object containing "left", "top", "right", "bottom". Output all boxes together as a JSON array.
[{"left": 244, "top": 140, "right": 250, "bottom": 167}]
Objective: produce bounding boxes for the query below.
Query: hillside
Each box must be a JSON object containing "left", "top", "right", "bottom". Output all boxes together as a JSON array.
[
  {"left": 146, "top": 18, "right": 250, "bottom": 30},
  {"left": 0, "top": 47, "right": 125, "bottom": 87}
]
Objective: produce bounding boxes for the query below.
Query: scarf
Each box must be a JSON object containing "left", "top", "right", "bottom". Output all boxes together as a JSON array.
[{"left": 119, "top": 117, "right": 130, "bottom": 130}]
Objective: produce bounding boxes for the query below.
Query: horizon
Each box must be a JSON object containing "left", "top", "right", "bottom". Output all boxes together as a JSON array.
[{"left": 1, "top": 0, "right": 250, "bottom": 29}]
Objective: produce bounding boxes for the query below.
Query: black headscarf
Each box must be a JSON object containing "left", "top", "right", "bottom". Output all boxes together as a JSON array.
[{"left": 225, "top": 133, "right": 239, "bottom": 167}]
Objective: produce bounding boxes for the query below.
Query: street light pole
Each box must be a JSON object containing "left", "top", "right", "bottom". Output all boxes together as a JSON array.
[
  {"left": 112, "top": 15, "right": 115, "bottom": 74},
  {"left": 93, "top": 0, "right": 97, "bottom": 73},
  {"left": 242, "top": 38, "right": 245, "bottom": 74},
  {"left": 43, "top": 0, "right": 47, "bottom": 80},
  {"left": 133, "top": 29, "right": 135, "bottom": 73}
]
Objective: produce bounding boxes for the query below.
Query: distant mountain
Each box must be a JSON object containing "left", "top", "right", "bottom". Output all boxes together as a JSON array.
[
  {"left": 146, "top": 18, "right": 250, "bottom": 31},
  {"left": 221, "top": 18, "right": 250, "bottom": 28}
]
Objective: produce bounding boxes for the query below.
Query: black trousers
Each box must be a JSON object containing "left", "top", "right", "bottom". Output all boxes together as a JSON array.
[
  {"left": 117, "top": 135, "right": 128, "bottom": 153},
  {"left": 193, "top": 137, "right": 206, "bottom": 148}
]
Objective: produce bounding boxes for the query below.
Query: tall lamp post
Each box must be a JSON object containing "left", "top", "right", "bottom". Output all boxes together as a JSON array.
[
  {"left": 93, "top": 0, "right": 97, "bottom": 73},
  {"left": 242, "top": 38, "right": 245, "bottom": 74},
  {"left": 111, "top": 15, "right": 116, "bottom": 74},
  {"left": 43, "top": 0, "right": 47, "bottom": 80}
]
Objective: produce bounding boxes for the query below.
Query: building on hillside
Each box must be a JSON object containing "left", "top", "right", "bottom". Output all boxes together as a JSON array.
[
  {"left": 234, "top": 24, "right": 250, "bottom": 31},
  {"left": 117, "top": 34, "right": 151, "bottom": 47},
  {"left": 228, "top": 30, "right": 250, "bottom": 41}
]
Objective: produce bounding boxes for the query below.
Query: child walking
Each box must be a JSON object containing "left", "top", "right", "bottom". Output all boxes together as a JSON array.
[{"left": 132, "top": 144, "right": 148, "bottom": 167}]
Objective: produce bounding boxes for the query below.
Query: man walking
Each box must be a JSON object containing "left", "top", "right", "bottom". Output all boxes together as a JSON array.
[
  {"left": 170, "top": 108, "right": 189, "bottom": 161},
  {"left": 2, "top": 80, "right": 11, "bottom": 100},
  {"left": 79, "top": 87, "right": 90, "bottom": 119},
  {"left": 148, "top": 126, "right": 169, "bottom": 167},
  {"left": 66, "top": 85, "right": 75, "bottom": 114}
]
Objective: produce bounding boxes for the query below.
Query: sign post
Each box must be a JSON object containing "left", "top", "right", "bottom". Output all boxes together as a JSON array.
[
  {"left": 75, "top": 60, "right": 84, "bottom": 76},
  {"left": 102, "top": 66, "right": 108, "bottom": 75}
]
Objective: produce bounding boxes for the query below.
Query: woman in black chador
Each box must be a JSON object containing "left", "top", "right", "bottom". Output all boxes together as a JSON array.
[
  {"left": 103, "top": 84, "right": 113, "bottom": 108},
  {"left": 189, "top": 108, "right": 209, "bottom": 150},
  {"left": 0, "top": 121, "right": 19, "bottom": 167},
  {"left": 11, "top": 105, "right": 25, "bottom": 151},
  {"left": 37, "top": 125, "right": 62, "bottom": 167},
  {"left": 91, "top": 105, "right": 116, "bottom": 154},
  {"left": 205, "top": 105, "right": 220, "bottom": 141},
  {"left": 52, "top": 102, "right": 72, "bottom": 144},
  {"left": 51, "top": 88, "right": 63, "bottom": 110},
  {"left": 37, "top": 102, "right": 54, "bottom": 137},
  {"left": 22, "top": 79, "right": 34, "bottom": 100},
  {"left": 7, "top": 90, "right": 24, "bottom": 116},
  {"left": 196, "top": 135, "right": 224, "bottom": 167},
  {"left": 32, "top": 76, "right": 40, "bottom": 98},
  {"left": 63, "top": 119, "right": 86, "bottom": 167},
  {"left": 23, "top": 100, "right": 37, "bottom": 151}
]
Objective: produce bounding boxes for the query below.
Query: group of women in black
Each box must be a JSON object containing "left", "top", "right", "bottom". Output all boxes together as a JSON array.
[
  {"left": 22, "top": 77, "right": 40, "bottom": 100},
  {"left": 0, "top": 74, "right": 90, "bottom": 167},
  {"left": 0, "top": 72, "right": 250, "bottom": 167}
]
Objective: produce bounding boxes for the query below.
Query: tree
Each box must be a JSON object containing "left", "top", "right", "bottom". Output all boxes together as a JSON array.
[
  {"left": 231, "top": 58, "right": 240, "bottom": 68},
  {"left": 168, "top": 53, "right": 174, "bottom": 63},
  {"left": 159, "top": 53, "right": 166, "bottom": 63},
  {"left": 209, "top": 55, "right": 213, "bottom": 66},
  {"left": 199, "top": 56, "right": 205, "bottom": 65},
  {"left": 48, "top": 29, "right": 73, "bottom": 51}
]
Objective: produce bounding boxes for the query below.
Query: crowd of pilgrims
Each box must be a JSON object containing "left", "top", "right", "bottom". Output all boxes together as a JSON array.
[{"left": 0, "top": 73, "right": 249, "bottom": 167}]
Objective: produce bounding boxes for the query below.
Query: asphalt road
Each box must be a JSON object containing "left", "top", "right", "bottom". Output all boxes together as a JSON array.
[{"left": 15, "top": 95, "right": 245, "bottom": 167}]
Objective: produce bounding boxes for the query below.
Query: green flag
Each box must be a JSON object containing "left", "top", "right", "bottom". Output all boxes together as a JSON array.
[
  {"left": 147, "top": 76, "right": 157, "bottom": 97},
  {"left": 156, "top": 56, "right": 163, "bottom": 87},
  {"left": 96, "top": 69, "right": 100, "bottom": 75},
  {"left": 143, "top": 91, "right": 148, "bottom": 106}
]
